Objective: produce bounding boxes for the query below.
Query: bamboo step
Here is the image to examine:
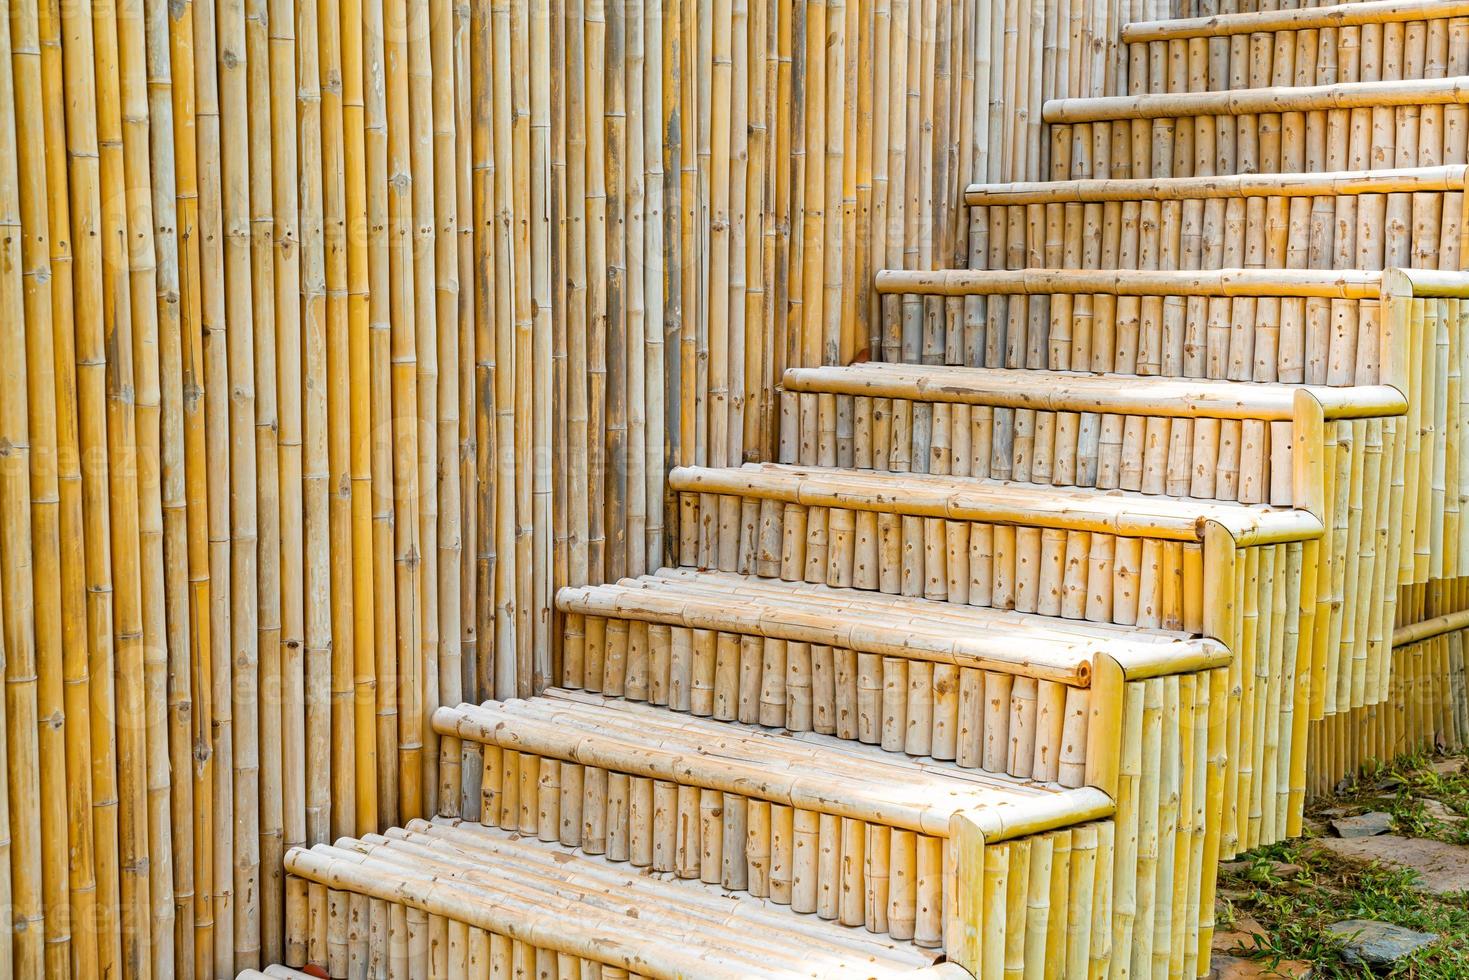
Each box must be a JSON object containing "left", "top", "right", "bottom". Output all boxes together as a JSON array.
[
  {"left": 433, "top": 691, "right": 1113, "bottom": 946},
  {"left": 281, "top": 819, "right": 959, "bottom": 978},
  {"left": 1044, "top": 75, "right": 1469, "bottom": 181},
  {"left": 554, "top": 568, "right": 1226, "bottom": 787},
  {"left": 782, "top": 359, "right": 1397, "bottom": 510},
  {"left": 558, "top": 568, "right": 1226, "bottom": 689},
  {"left": 671, "top": 461, "right": 1323, "bottom": 546},
  {"left": 1121, "top": 0, "right": 1469, "bottom": 97},
  {"left": 963, "top": 165, "right": 1469, "bottom": 276}
]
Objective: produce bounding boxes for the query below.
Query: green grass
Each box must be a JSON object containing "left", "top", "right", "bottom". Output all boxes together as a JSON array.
[{"left": 1215, "top": 753, "right": 1469, "bottom": 978}]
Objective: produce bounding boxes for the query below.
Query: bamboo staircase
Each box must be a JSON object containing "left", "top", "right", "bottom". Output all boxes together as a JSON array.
[{"left": 277, "top": 1, "right": 1469, "bottom": 977}]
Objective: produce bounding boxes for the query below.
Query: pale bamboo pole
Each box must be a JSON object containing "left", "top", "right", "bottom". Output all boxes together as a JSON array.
[
  {"left": 603, "top": 0, "right": 629, "bottom": 583},
  {"left": 492, "top": 0, "right": 518, "bottom": 699},
  {"left": 91, "top": 0, "right": 162, "bottom": 964},
  {"left": 182, "top": 0, "right": 228, "bottom": 964},
  {"left": 299, "top": 0, "right": 334, "bottom": 850},
  {"left": 645, "top": 0, "right": 667, "bottom": 572},
  {"left": 385, "top": 0, "right": 423, "bottom": 822},
  {"left": 361, "top": 0, "right": 400, "bottom": 832},
  {"left": 141, "top": 0, "right": 200, "bottom": 964},
  {"left": 407, "top": 0, "right": 438, "bottom": 815},
  {"left": 530, "top": 0, "right": 552, "bottom": 687},
  {"left": 10, "top": 0, "right": 83, "bottom": 971},
  {"left": 510, "top": 0, "right": 532, "bottom": 695},
  {"left": 261, "top": 0, "right": 296, "bottom": 958},
  {"left": 566, "top": 0, "right": 591, "bottom": 601},
  {"left": 119, "top": 3, "right": 181, "bottom": 967},
  {"left": 435, "top": 0, "right": 464, "bottom": 810},
  {"left": 0, "top": 9, "right": 44, "bottom": 975},
  {"left": 454, "top": 0, "right": 476, "bottom": 713},
  {"left": 36, "top": 0, "right": 105, "bottom": 963},
  {"left": 217, "top": 0, "right": 263, "bottom": 962},
  {"left": 626, "top": 0, "right": 649, "bottom": 577}
]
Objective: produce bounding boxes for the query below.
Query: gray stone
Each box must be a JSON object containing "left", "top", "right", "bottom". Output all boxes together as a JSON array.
[
  {"left": 1422, "top": 799, "right": 1463, "bottom": 823},
  {"left": 1315, "top": 835, "right": 1469, "bottom": 896},
  {"left": 1431, "top": 758, "right": 1463, "bottom": 778},
  {"left": 1331, "top": 810, "right": 1394, "bottom": 838},
  {"left": 1325, "top": 919, "right": 1437, "bottom": 968}
]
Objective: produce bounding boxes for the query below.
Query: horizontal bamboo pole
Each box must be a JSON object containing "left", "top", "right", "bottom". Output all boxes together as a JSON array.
[
  {"left": 786, "top": 362, "right": 1405, "bottom": 420},
  {"left": 965, "top": 165, "right": 1469, "bottom": 207},
  {"left": 1045, "top": 77, "right": 1469, "bottom": 125},
  {"left": 1122, "top": 0, "right": 1469, "bottom": 43},
  {"left": 670, "top": 462, "right": 1324, "bottom": 545},
  {"left": 874, "top": 267, "right": 1385, "bottom": 300}
]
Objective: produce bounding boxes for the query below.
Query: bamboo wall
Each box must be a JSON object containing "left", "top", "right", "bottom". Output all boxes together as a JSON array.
[{"left": 0, "top": 0, "right": 1145, "bottom": 977}]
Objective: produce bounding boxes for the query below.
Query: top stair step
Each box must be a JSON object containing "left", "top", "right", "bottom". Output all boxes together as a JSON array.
[{"left": 1122, "top": 0, "right": 1469, "bottom": 43}]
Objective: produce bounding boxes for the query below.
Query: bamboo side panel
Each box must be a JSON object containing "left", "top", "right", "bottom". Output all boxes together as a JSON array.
[
  {"left": 948, "top": 821, "right": 1117, "bottom": 980},
  {"left": 282, "top": 819, "right": 943, "bottom": 978},
  {"left": 558, "top": 612, "right": 1094, "bottom": 787},
  {"left": 1308, "top": 627, "right": 1469, "bottom": 796}
]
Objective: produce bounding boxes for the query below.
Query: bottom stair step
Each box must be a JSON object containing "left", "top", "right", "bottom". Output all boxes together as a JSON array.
[{"left": 283, "top": 819, "right": 969, "bottom": 978}]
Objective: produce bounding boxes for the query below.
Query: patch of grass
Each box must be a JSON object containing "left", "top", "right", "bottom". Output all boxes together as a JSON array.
[{"left": 1215, "top": 752, "right": 1469, "bottom": 978}]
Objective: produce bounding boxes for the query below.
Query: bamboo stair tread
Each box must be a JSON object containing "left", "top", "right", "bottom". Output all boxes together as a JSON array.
[
  {"left": 784, "top": 361, "right": 1403, "bottom": 421},
  {"left": 873, "top": 266, "right": 1387, "bottom": 299},
  {"left": 964, "top": 164, "right": 1469, "bottom": 206},
  {"left": 436, "top": 690, "right": 1113, "bottom": 837},
  {"left": 672, "top": 461, "right": 1322, "bottom": 544},
  {"left": 286, "top": 819, "right": 946, "bottom": 978},
  {"left": 556, "top": 569, "right": 1230, "bottom": 685},
  {"left": 1044, "top": 75, "right": 1469, "bottom": 124},
  {"left": 1121, "top": 0, "right": 1469, "bottom": 43}
]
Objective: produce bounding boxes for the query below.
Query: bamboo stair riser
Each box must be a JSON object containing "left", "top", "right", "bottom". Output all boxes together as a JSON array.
[
  {"left": 783, "top": 395, "right": 1305, "bottom": 507},
  {"left": 679, "top": 492, "right": 1223, "bottom": 632},
  {"left": 558, "top": 613, "right": 1093, "bottom": 786},
  {"left": 1049, "top": 93, "right": 1469, "bottom": 185},
  {"left": 468, "top": 752, "right": 949, "bottom": 945},
  {"left": 969, "top": 180, "right": 1469, "bottom": 287},
  {"left": 1126, "top": 10, "right": 1469, "bottom": 102}
]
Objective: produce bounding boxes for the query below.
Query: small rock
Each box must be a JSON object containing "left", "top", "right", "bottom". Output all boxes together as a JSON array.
[
  {"left": 1422, "top": 799, "right": 1464, "bottom": 823},
  {"left": 1431, "top": 758, "right": 1463, "bottom": 778},
  {"left": 1208, "top": 953, "right": 1312, "bottom": 979},
  {"left": 1375, "top": 774, "right": 1405, "bottom": 791},
  {"left": 1326, "top": 919, "right": 1437, "bottom": 968},
  {"left": 1218, "top": 860, "right": 1253, "bottom": 875},
  {"left": 1316, "top": 835, "right": 1469, "bottom": 896},
  {"left": 1207, "top": 952, "right": 1311, "bottom": 979},
  {"left": 1212, "top": 915, "right": 1267, "bottom": 954},
  {"left": 1265, "top": 861, "right": 1303, "bottom": 878},
  {"left": 1331, "top": 810, "right": 1394, "bottom": 838}
]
